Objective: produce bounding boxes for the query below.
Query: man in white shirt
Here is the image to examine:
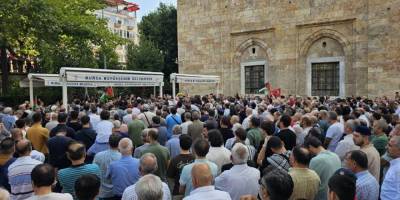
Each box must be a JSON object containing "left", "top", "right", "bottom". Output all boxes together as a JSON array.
[
  {"left": 380, "top": 135, "right": 400, "bottom": 200},
  {"left": 181, "top": 112, "right": 192, "bottom": 135},
  {"left": 215, "top": 143, "right": 259, "bottom": 199},
  {"left": 335, "top": 119, "right": 360, "bottom": 162},
  {"left": 206, "top": 130, "right": 231, "bottom": 173},
  {"left": 324, "top": 111, "right": 344, "bottom": 152},
  {"left": 26, "top": 164, "right": 73, "bottom": 200},
  {"left": 242, "top": 108, "right": 253, "bottom": 130},
  {"left": 88, "top": 110, "right": 113, "bottom": 156},
  {"left": 88, "top": 106, "right": 101, "bottom": 129},
  {"left": 183, "top": 163, "right": 231, "bottom": 200}
]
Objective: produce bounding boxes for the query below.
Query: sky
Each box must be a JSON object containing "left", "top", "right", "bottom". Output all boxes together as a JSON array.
[{"left": 130, "top": 0, "right": 177, "bottom": 21}]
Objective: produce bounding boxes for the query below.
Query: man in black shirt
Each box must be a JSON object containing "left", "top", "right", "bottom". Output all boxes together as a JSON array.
[
  {"left": 75, "top": 115, "right": 97, "bottom": 151},
  {"left": 277, "top": 115, "right": 297, "bottom": 150},
  {"left": 50, "top": 113, "right": 76, "bottom": 139},
  {"left": 167, "top": 134, "right": 195, "bottom": 196},
  {"left": 47, "top": 128, "right": 73, "bottom": 170},
  {"left": 67, "top": 110, "right": 82, "bottom": 132}
]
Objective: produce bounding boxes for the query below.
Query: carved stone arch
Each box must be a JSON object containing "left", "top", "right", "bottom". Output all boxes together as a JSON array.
[
  {"left": 299, "top": 29, "right": 351, "bottom": 58},
  {"left": 234, "top": 38, "right": 272, "bottom": 61}
]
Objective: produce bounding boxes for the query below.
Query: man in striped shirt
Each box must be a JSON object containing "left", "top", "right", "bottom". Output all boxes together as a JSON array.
[
  {"left": 8, "top": 139, "right": 42, "bottom": 200},
  {"left": 58, "top": 141, "right": 101, "bottom": 199}
]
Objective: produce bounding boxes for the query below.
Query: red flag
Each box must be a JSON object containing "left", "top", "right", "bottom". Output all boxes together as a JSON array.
[
  {"left": 271, "top": 88, "right": 281, "bottom": 97},
  {"left": 126, "top": 3, "right": 139, "bottom": 12},
  {"left": 106, "top": 87, "right": 114, "bottom": 97}
]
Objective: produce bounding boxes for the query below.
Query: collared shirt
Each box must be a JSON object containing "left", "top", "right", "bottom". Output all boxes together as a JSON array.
[
  {"left": 133, "top": 143, "right": 149, "bottom": 158},
  {"left": 93, "top": 149, "right": 122, "bottom": 198},
  {"left": 166, "top": 134, "right": 181, "bottom": 158},
  {"left": 127, "top": 119, "right": 146, "bottom": 147},
  {"left": 95, "top": 120, "right": 113, "bottom": 143},
  {"left": 25, "top": 192, "right": 73, "bottom": 200},
  {"left": 326, "top": 122, "right": 344, "bottom": 152},
  {"left": 8, "top": 156, "right": 42, "bottom": 200},
  {"left": 206, "top": 147, "right": 231, "bottom": 173},
  {"left": 166, "top": 114, "right": 182, "bottom": 137},
  {"left": 45, "top": 120, "right": 58, "bottom": 132},
  {"left": 181, "top": 121, "right": 192, "bottom": 135},
  {"left": 289, "top": 168, "right": 320, "bottom": 200},
  {"left": 215, "top": 164, "right": 260, "bottom": 200},
  {"left": 107, "top": 156, "right": 141, "bottom": 196},
  {"left": 183, "top": 186, "right": 231, "bottom": 200},
  {"left": 121, "top": 181, "right": 171, "bottom": 200},
  {"left": 88, "top": 113, "right": 100, "bottom": 129},
  {"left": 309, "top": 150, "right": 341, "bottom": 200},
  {"left": 141, "top": 143, "right": 170, "bottom": 181},
  {"left": 335, "top": 134, "right": 360, "bottom": 161},
  {"left": 381, "top": 158, "right": 400, "bottom": 200},
  {"left": 2, "top": 114, "right": 16, "bottom": 131},
  {"left": 58, "top": 164, "right": 101, "bottom": 199},
  {"left": 361, "top": 144, "right": 381, "bottom": 182},
  {"left": 179, "top": 159, "right": 218, "bottom": 196},
  {"left": 355, "top": 170, "right": 379, "bottom": 200},
  {"left": 27, "top": 123, "right": 49, "bottom": 154}
]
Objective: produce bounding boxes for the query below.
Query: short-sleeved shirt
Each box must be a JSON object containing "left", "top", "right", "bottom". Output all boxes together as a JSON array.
[
  {"left": 93, "top": 149, "right": 122, "bottom": 198},
  {"left": 247, "top": 128, "right": 262, "bottom": 149},
  {"left": 25, "top": 193, "right": 73, "bottom": 200},
  {"left": 47, "top": 135, "right": 73, "bottom": 169},
  {"left": 58, "top": 164, "right": 101, "bottom": 199},
  {"left": 289, "top": 168, "right": 321, "bottom": 200},
  {"left": 27, "top": 123, "right": 50, "bottom": 154},
  {"left": 141, "top": 143, "right": 170, "bottom": 181},
  {"left": 325, "top": 122, "right": 344, "bottom": 151},
  {"left": 167, "top": 154, "right": 195, "bottom": 195},
  {"left": 179, "top": 159, "right": 218, "bottom": 196},
  {"left": 94, "top": 120, "right": 113, "bottom": 143},
  {"left": 166, "top": 135, "right": 181, "bottom": 158},
  {"left": 166, "top": 114, "right": 182, "bottom": 137},
  {"left": 127, "top": 120, "right": 146, "bottom": 147},
  {"left": 107, "top": 156, "right": 141, "bottom": 196},
  {"left": 355, "top": 170, "right": 379, "bottom": 200},
  {"left": 309, "top": 150, "right": 341, "bottom": 200}
]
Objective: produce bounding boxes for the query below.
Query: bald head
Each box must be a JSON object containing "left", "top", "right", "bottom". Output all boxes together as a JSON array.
[
  {"left": 15, "top": 139, "right": 32, "bottom": 156},
  {"left": 118, "top": 138, "right": 133, "bottom": 155},
  {"left": 191, "top": 163, "right": 212, "bottom": 188},
  {"left": 140, "top": 153, "right": 158, "bottom": 175}
]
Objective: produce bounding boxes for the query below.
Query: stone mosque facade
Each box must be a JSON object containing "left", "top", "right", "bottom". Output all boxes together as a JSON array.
[{"left": 177, "top": 0, "right": 400, "bottom": 97}]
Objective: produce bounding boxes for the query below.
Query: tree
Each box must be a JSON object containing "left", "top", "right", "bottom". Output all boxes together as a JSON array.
[
  {"left": 137, "top": 3, "right": 177, "bottom": 85},
  {"left": 0, "top": 0, "right": 124, "bottom": 94},
  {"left": 127, "top": 40, "right": 164, "bottom": 72}
]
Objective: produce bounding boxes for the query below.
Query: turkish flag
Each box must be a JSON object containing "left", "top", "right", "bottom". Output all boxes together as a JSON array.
[{"left": 271, "top": 88, "right": 281, "bottom": 97}]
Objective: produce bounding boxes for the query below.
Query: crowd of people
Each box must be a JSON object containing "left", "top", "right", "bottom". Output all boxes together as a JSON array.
[{"left": 0, "top": 93, "right": 400, "bottom": 200}]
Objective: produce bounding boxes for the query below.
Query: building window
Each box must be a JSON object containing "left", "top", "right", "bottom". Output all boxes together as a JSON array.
[
  {"left": 311, "top": 62, "right": 339, "bottom": 96},
  {"left": 245, "top": 65, "right": 264, "bottom": 94}
]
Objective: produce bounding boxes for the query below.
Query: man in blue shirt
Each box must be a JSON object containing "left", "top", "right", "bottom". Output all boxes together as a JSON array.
[
  {"left": 166, "top": 107, "right": 182, "bottom": 138},
  {"left": 93, "top": 134, "right": 122, "bottom": 199},
  {"left": 179, "top": 139, "right": 218, "bottom": 196},
  {"left": 166, "top": 125, "right": 182, "bottom": 158},
  {"left": 107, "top": 138, "right": 140, "bottom": 198},
  {"left": 2, "top": 107, "right": 15, "bottom": 131},
  {"left": 345, "top": 150, "right": 379, "bottom": 200}
]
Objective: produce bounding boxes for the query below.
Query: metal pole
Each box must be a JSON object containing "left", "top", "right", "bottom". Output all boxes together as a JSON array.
[
  {"left": 172, "top": 80, "right": 176, "bottom": 103},
  {"left": 29, "top": 79, "right": 34, "bottom": 107},
  {"left": 62, "top": 77, "right": 68, "bottom": 112},
  {"left": 153, "top": 86, "right": 156, "bottom": 97},
  {"left": 159, "top": 82, "right": 163, "bottom": 97}
]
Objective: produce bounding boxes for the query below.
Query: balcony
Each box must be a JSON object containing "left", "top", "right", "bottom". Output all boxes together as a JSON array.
[
  {"left": 114, "top": 22, "right": 122, "bottom": 28},
  {"left": 127, "top": 25, "right": 134, "bottom": 30}
]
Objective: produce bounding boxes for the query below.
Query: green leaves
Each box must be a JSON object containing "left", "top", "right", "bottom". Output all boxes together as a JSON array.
[{"left": 127, "top": 40, "right": 164, "bottom": 72}]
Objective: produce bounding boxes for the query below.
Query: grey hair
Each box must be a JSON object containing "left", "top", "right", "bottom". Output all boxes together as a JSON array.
[
  {"left": 345, "top": 119, "right": 357, "bottom": 132},
  {"left": 393, "top": 135, "right": 400, "bottom": 149},
  {"left": 374, "top": 119, "right": 388, "bottom": 132},
  {"left": 118, "top": 138, "right": 133, "bottom": 155},
  {"left": 3, "top": 107, "right": 12, "bottom": 114},
  {"left": 140, "top": 153, "right": 158, "bottom": 174},
  {"left": 231, "top": 143, "right": 249, "bottom": 164},
  {"left": 172, "top": 125, "right": 182, "bottom": 135},
  {"left": 135, "top": 174, "right": 163, "bottom": 200}
]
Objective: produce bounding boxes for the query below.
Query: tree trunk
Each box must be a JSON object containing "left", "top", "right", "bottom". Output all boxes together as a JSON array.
[{"left": 0, "top": 46, "right": 9, "bottom": 95}]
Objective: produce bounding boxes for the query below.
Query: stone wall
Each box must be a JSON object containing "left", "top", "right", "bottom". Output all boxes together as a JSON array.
[{"left": 177, "top": 0, "right": 400, "bottom": 97}]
